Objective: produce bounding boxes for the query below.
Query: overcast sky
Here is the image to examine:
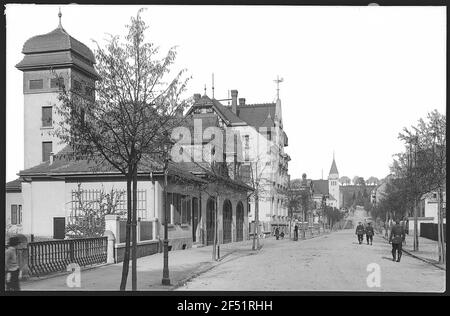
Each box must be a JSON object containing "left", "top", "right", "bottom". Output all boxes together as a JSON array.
[{"left": 5, "top": 4, "right": 446, "bottom": 182}]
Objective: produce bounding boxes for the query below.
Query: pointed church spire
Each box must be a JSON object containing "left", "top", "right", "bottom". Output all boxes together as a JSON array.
[
  {"left": 329, "top": 153, "right": 339, "bottom": 175},
  {"left": 58, "top": 7, "right": 62, "bottom": 28}
]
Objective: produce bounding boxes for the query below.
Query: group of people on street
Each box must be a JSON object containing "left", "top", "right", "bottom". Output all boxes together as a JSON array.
[
  {"left": 274, "top": 227, "right": 285, "bottom": 240},
  {"left": 355, "top": 219, "right": 406, "bottom": 263},
  {"left": 355, "top": 221, "right": 374, "bottom": 245}
]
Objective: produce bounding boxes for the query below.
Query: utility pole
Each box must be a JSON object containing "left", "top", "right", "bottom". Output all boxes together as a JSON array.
[{"left": 252, "top": 163, "right": 260, "bottom": 251}]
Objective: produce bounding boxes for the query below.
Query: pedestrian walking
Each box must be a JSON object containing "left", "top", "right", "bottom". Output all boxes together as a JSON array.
[
  {"left": 389, "top": 219, "right": 406, "bottom": 262},
  {"left": 275, "top": 227, "right": 280, "bottom": 240},
  {"left": 355, "top": 222, "right": 365, "bottom": 244},
  {"left": 5, "top": 236, "right": 21, "bottom": 291},
  {"left": 294, "top": 225, "right": 299, "bottom": 241},
  {"left": 365, "top": 222, "right": 374, "bottom": 245}
]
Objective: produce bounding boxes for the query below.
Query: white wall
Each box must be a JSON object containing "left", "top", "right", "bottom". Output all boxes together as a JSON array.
[
  {"left": 28, "top": 181, "right": 66, "bottom": 237},
  {"left": 23, "top": 69, "right": 69, "bottom": 169}
]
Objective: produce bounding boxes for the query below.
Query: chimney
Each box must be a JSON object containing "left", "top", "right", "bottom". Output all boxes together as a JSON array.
[
  {"left": 239, "top": 98, "right": 246, "bottom": 106},
  {"left": 193, "top": 93, "right": 201, "bottom": 103},
  {"left": 231, "top": 90, "right": 238, "bottom": 114}
]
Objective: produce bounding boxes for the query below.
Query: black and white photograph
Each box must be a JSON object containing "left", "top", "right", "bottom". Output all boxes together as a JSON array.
[{"left": 2, "top": 2, "right": 447, "bottom": 298}]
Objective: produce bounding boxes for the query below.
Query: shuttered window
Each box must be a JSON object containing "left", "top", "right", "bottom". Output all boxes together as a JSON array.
[
  {"left": 29, "top": 79, "right": 43, "bottom": 89},
  {"left": 42, "top": 106, "right": 52, "bottom": 127},
  {"left": 42, "top": 141, "right": 52, "bottom": 162},
  {"left": 11, "top": 205, "right": 17, "bottom": 225}
]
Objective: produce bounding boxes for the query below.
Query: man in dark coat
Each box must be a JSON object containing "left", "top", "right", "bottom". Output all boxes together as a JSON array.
[
  {"left": 389, "top": 219, "right": 406, "bottom": 262},
  {"left": 365, "top": 222, "right": 374, "bottom": 245},
  {"left": 275, "top": 227, "right": 280, "bottom": 240},
  {"left": 294, "top": 225, "right": 299, "bottom": 241},
  {"left": 355, "top": 222, "right": 365, "bottom": 244}
]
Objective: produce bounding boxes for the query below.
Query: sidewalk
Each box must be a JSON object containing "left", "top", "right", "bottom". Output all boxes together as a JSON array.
[
  {"left": 21, "top": 239, "right": 257, "bottom": 291},
  {"left": 402, "top": 234, "right": 446, "bottom": 270},
  {"left": 382, "top": 233, "right": 445, "bottom": 270}
]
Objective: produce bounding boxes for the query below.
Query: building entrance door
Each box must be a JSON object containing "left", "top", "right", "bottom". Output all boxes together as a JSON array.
[
  {"left": 236, "top": 202, "right": 244, "bottom": 242},
  {"left": 192, "top": 197, "right": 199, "bottom": 242},
  {"left": 223, "top": 200, "right": 232, "bottom": 244},
  {"left": 206, "top": 198, "right": 215, "bottom": 245}
]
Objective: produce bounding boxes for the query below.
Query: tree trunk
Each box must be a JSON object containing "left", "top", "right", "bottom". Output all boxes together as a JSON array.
[
  {"left": 131, "top": 163, "right": 138, "bottom": 290},
  {"left": 212, "top": 195, "right": 217, "bottom": 261},
  {"left": 413, "top": 198, "right": 419, "bottom": 251},
  {"left": 252, "top": 195, "right": 260, "bottom": 250},
  {"left": 119, "top": 173, "right": 132, "bottom": 290},
  {"left": 215, "top": 197, "right": 220, "bottom": 260},
  {"left": 437, "top": 188, "right": 445, "bottom": 264}
]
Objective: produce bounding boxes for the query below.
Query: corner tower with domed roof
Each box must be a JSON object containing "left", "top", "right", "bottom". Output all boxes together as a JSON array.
[{"left": 16, "top": 10, "right": 100, "bottom": 169}]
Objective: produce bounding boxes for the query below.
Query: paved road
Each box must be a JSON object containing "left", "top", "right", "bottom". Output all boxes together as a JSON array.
[{"left": 177, "top": 229, "right": 446, "bottom": 292}]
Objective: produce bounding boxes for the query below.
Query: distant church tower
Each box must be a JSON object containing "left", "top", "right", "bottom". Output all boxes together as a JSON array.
[
  {"left": 16, "top": 10, "right": 99, "bottom": 169},
  {"left": 328, "top": 152, "right": 340, "bottom": 208}
]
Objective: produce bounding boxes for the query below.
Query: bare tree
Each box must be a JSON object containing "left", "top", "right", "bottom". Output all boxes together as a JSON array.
[{"left": 54, "top": 9, "right": 190, "bottom": 290}]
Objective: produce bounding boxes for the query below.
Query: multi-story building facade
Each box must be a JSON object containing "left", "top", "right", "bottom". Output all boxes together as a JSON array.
[{"left": 186, "top": 90, "right": 290, "bottom": 236}]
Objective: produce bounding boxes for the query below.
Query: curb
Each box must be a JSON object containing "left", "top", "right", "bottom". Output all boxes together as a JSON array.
[
  {"left": 401, "top": 249, "right": 446, "bottom": 271},
  {"left": 381, "top": 236, "right": 445, "bottom": 271}
]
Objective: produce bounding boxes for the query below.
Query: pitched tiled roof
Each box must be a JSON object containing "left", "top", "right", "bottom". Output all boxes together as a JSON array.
[
  {"left": 236, "top": 103, "right": 276, "bottom": 128},
  {"left": 188, "top": 95, "right": 247, "bottom": 126},
  {"left": 6, "top": 178, "right": 22, "bottom": 193},
  {"left": 176, "top": 161, "right": 253, "bottom": 191},
  {"left": 18, "top": 146, "right": 205, "bottom": 184}
]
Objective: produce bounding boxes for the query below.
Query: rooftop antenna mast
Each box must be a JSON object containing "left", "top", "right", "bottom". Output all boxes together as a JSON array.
[
  {"left": 212, "top": 73, "right": 215, "bottom": 99},
  {"left": 274, "top": 75, "right": 284, "bottom": 101}
]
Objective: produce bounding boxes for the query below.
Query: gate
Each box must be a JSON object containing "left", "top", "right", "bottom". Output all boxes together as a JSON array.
[
  {"left": 206, "top": 198, "right": 216, "bottom": 245},
  {"left": 223, "top": 200, "right": 232, "bottom": 244},
  {"left": 236, "top": 202, "right": 244, "bottom": 241}
]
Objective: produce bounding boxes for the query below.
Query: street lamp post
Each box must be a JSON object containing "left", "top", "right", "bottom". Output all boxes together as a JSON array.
[{"left": 162, "top": 139, "right": 171, "bottom": 286}]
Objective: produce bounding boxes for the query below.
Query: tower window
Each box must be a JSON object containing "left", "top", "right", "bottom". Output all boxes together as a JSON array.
[
  {"left": 73, "top": 80, "right": 82, "bottom": 92},
  {"left": 42, "top": 141, "right": 53, "bottom": 162},
  {"left": 29, "top": 79, "right": 43, "bottom": 89},
  {"left": 42, "top": 106, "right": 53, "bottom": 127},
  {"left": 50, "top": 78, "right": 64, "bottom": 89}
]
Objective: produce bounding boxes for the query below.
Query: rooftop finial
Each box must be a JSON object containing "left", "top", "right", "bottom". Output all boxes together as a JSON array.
[
  {"left": 58, "top": 7, "right": 62, "bottom": 28},
  {"left": 274, "top": 75, "right": 284, "bottom": 101}
]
